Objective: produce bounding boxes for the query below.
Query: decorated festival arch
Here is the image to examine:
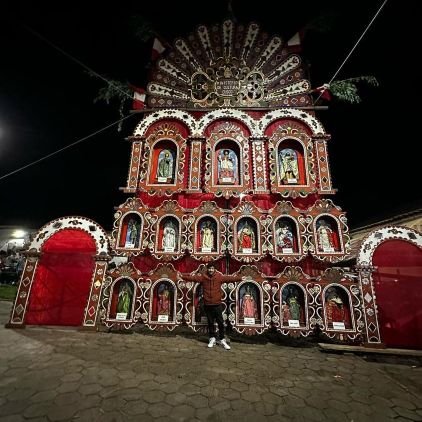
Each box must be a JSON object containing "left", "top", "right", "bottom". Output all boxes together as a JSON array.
[
  {"left": 357, "top": 225, "right": 422, "bottom": 349},
  {"left": 8, "top": 217, "right": 110, "bottom": 329}
]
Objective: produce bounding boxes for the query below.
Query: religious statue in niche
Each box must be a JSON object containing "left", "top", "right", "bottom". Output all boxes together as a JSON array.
[
  {"left": 275, "top": 220, "right": 295, "bottom": 253},
  {"left": 237, "top": 221, "right": 256, "bottom": 253},
  {"left": 124, "top": 218, "right": 140, "bottom": 248},
  {"left": 157, "top": 283, "right": 171, "bottom": 317},
  {"left": 279, "top": 148, "right": 299, "bottom": 184},
  {"left": 316, "top": 220, "right": 336, "bottom": 253},
  {"left": 325, "top": 287, "right": 350, "bottom": 329},
  {"left": 217, "top": 149, "right": 238, "bottom": 184},
  {"left": 156, "top": 149, "right": 174, "bottom": 183},
  {"left": 281, "top": 285, "right": 303, "bottom": 327},
  {"left": 162, "top": 220, "right": 178, "bottom": 252},
  {"left": 200, "top": 220, "right": 216, "bottom": 252},
  {"left": 116, "top": 281, "right": 133, "bottom": 319},
  {"left": 239, "top": 283, "right": 259, "bottom": 322}
]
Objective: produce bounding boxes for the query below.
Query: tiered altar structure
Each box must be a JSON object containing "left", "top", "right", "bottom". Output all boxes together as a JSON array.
[{"left": 101, "top": 20, "right": 363, "bottom": 341}]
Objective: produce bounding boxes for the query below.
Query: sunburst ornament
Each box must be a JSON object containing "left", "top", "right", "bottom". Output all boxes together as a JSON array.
[{"left": 148, "top": 20, "right": 311, "bottom": 109}]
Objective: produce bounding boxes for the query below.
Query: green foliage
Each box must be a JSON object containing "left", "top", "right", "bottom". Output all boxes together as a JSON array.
[
  {"left": 89, "top": 74, "right": 132, "bottom": 131},
  {"left": 93, "top": 78, "right": 131, "bottom": 105},
  {"left": 330, "top": 76, "right": 379, "bottom": 103}
]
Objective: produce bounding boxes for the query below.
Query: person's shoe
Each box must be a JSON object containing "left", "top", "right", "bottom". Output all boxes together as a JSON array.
[
  {"left": 218, "top": 338, "right": 231, "bottom": 350},
  {"left": 208, "top": 337, "right": 216, "bottom": 348}
]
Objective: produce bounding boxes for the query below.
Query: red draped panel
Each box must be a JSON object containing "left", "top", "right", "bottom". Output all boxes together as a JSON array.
[
  {"left": 26, "top": 229, "right": 96, "bottom": 326},
  {"left": 373, "top": 240, "right": 422, "bottom": 349}
]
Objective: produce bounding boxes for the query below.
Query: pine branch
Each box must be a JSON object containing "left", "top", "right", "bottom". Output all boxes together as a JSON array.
[{"left": 330, "top": 76, "right": 379, "bottom": 103}]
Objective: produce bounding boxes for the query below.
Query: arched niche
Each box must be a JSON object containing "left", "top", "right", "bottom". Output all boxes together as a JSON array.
[
  {"left": 323, "top": 285, "right": 353, "bottom": 330},
  {"left": 277, "top": 138, "right": 307, "bottom": 186},
  {"left": 236, "top": 281, "right": 262, "bottom": 326},
  {"left": 214, "top": 140, "right": 241, "bottom": 186},
  {"left": 148, "top": 139, "right": 178, "bottom": 185},
  {"left": 117, "top": 213, "right": 143, "bottom": 249},
  {"left": 315, "top": 216, "right": 341, "bottom": 253},
  {"left": 157, "top": 216, "right": 180, "bottom": 253},
  {"left": 235, "top": 217, "right": 259, "bottom": 255},
  {"left": 195, "top": 216, "right": 219, "bottom": 254},
  {"left": 280, "top": 283, "right": 307, "bottom": 328},
  {"left": 107, "top": 278, "right": 136, "bottom": 321},
  {"left": 151, "top": 279, "right": 176, "bottom": 323},
  {"left": 273, "top": 216, "right": 300, "bottom": 255}
]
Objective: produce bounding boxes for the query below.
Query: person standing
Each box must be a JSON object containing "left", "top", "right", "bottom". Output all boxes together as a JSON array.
[{"left": 180, "top": 263, "right": 244, "bottom": 350}]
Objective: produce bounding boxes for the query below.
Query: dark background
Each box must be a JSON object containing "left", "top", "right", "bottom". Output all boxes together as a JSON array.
[{"left": 1, "top": 0, "right": 417, "bottom": 231}]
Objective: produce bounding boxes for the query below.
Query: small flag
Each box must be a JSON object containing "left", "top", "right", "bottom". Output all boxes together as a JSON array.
[
  {"left": 131, "top": 86, "right": 146, "bottom": 110},
  {"left": 312, "top": 84, "right": 332, "bottom": 101},
  {"left": 286, "top": 30, "right": 305, "bottom": 52},
  {"left": 151, "top": 37, "right": 166, "bottom": 61}
]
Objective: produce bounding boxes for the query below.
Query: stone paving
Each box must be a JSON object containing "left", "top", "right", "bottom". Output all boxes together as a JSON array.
[{"left": 1, "top": 300, "right": 421, "bottom": 421}]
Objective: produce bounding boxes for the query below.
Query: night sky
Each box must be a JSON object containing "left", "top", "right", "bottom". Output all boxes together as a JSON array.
[{"left": 1, "top": 1, "right": 417, "bottom": 232}]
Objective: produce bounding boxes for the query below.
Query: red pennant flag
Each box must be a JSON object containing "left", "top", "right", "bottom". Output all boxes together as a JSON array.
[
  {"left": 131, "top": 86, "right": 146, "bottom": 110},
  {"left": 313, "top": 84, "right": 332, "bottom": 101},
  {"left": 151, "top": 37, "right": 166, "bottom": 61}
]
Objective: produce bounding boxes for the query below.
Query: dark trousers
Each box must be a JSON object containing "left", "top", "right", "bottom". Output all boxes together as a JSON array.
[{"left": 204, "top": 304, "right": 225, "bottom": 340}]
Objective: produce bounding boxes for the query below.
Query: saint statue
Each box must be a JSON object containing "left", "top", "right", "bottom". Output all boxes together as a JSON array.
[
  {"left": 238, "top": 222, "right": 255, "bottom": 253},
  {"left": 317, "top": 221, "right": 335, "bottom": 252},
  {"left": 275, "top": 223, "right": 294, "bottom": 252},
  {"left": 325, "top": 288, "right": 349, "bottom": 327},
  {"left": 125, "top": 219, "right": 139, "bottom": 248},
  {"left": 162, "top": 221, "right": 177, "bottom": 250},
  {"left": 116, "top": 282, "right": 133, "bottom": 316},
  {"left": 157, "top": 150, "right": 174, "bottom": 181},
  {"left": 158, "top": 285, "right": 171, "bottom": 316},
  {"left": 287, "top": 296, "right": 301, "bottom": 320},
  {"left": 218, "top": 149, "right": 237, "bottom": 184},
  {"left": 200, "top": 221, "right": 214, "bottom": 250},
  {"left": 282, "top": 301, "right": 291, "bottom": 322},
  {"left": 279, "top": 148, "right": 299, "bottom": 184},
  {"left": 240, "top": 285, "right": 258, "bottom": 319}
]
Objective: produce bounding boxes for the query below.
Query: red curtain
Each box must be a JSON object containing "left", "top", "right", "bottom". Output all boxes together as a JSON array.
[
  {"left": 373, "top": 240, "right": 422, "bottom": 349},
  {"left": 25, "top": 229, "right": 96, "bottom": 326}
]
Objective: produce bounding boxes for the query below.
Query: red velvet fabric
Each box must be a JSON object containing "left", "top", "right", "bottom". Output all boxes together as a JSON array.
[
  {"left": 373, "top": 240, "right": 422, "bottom": 349},
  {"left": 26, "top": 229, "right": 96, "bottom": 326}
]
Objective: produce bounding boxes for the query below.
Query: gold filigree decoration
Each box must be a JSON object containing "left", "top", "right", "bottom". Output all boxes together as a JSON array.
[
  {"left": 198, "top": 201, "right": 218, "bottom": 214},
  {"left": 214, "top": 122, "right": 243, "bottom": 135},
  {"left": 323, "top": 268, "right": 344, "bottom": 284},
  {"left": 152, "top": 263, "right": 177, "bottom": 277},
  {"left": 275, "top": 201, "right": 294, "bottom": 214},
  {"left": 282, "top": 266, "right": 306, "bottom": 282},
  {"left": 151, "top": 123, "right": 179, "bottom": 137}
]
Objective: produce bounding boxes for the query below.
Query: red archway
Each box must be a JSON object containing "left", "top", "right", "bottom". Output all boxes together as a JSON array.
[
  {"left": 373, "top": 240, "right": 422, "bottom": 349},
  {"left": 25, "top": 229, "right": 96, "bottom": 326}
]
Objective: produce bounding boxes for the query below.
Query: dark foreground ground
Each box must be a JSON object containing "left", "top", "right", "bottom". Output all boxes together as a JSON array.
[{"left": 1, "top": 300, "right": 421, "bottom": 421}]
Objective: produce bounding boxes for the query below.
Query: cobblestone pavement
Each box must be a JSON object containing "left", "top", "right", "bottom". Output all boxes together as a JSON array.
[{"left": 1, "top": 301, "right": 421, "bottom": 422}]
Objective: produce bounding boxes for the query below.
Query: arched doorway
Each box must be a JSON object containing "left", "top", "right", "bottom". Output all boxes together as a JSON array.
[
  {"left": 373, "top": 240, "right": 422, "bottom": 349},
  {"left": 25, "top": 229, "right": 96, "bottom": 326}
]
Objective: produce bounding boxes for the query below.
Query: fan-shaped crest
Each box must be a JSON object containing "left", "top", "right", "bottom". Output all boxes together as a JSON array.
[{"left": 147, "top": 20, "right": 311, "bottom": 109}]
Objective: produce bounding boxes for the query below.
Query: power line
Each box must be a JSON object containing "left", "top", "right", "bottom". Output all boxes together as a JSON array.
[
  {"left": 316, "top": 0, "right": 388, "bottom": 102},
  {"left": 22, "top": 24, "right": 133, "bottom": 101},
  {"left": 0, "top": 114, "right": 134, "bottom": 181}
]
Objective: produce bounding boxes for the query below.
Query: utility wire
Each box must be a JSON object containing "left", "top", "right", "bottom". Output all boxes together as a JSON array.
[
  {"left": 0, "top": 114, "right": 134, "bottom": 181},
  {"left": 22, "top": 24, "right": 133, "bottom": 101},
  {"left": 316, "top": 0, "right": 388, "bottom": 102}
]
